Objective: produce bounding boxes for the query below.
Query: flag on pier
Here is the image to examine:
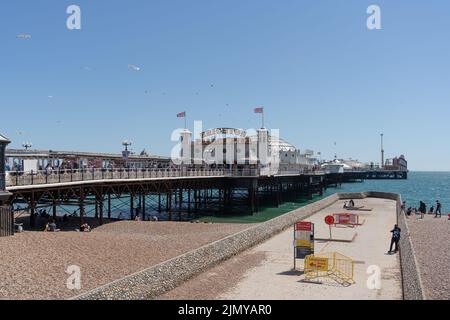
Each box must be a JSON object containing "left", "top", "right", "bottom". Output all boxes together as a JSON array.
[
  {"left": 177, "top": 111, "right": 186, "bottom": 118},
  {"left": 254, "top": 107, "right": 265, "bottom": 128}
]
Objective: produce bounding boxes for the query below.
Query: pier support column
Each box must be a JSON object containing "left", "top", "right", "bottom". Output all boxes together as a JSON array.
[
  {"left": 178, "top": 188, "right": 183, "bottom": 221},
  {"left": 52, "top": 199, "right": 57, "bottom": 221},
  {"left": 130, "top": 192, "right": 134, "bottom": 220},
  {"left": 168, "top": 191, "right": 173, "bottom": 221},
  {"left": 79, "top": 188, "right": 85, "bottom": 227},
  {"left": 107, "top": 191, "right": 111, "bottom": 220},
  {"left": 142, "top": 193, "right": 146, "bottom": 221},
  {"left": 99, "top": 193, "right": 104, "bottom": 225},
  {"left": 158, "top": 193, "right": 161, "bottom": 213},
  {"left": 187, "top": 188, "right": 191, "bottom": 216},
  {"left": 29, "top": 192, "right": 36, "bottom": 228},
  {"left": 95, "top": 196, "right": 99, "bottom": 219}
]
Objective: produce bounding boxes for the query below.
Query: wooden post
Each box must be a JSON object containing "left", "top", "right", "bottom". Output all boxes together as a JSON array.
[{"left": 178, "top": 188, "right": 183, "bottom": 221}]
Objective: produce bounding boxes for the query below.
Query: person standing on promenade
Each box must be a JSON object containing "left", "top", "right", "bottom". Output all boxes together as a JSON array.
[
  {"left": 419, "top": 201, "right": 426, "bottom": 219},
  {"left": 435, "top": 200, "right": 442, "bottom": 218},
  {"left": 400, "top": 201, "right": 406, "bottom": 215},
  {"left": 388, "top": 224, "right": 401, "bottom": 254}
]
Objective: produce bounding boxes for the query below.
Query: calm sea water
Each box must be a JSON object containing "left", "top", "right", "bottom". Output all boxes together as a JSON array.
[
  {"left": 204, "top": 171, "right": 450, "bottom": 223},
  {"left": 325, "top": 171, "right": 450, "bottom": 211},
  {"left": 16, "top": 172, "right": 450, "bottom": 223}
]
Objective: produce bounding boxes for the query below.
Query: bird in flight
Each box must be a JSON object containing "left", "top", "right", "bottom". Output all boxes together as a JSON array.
[
  {"left": 128, "top": 64, "right": 141, "bottom": 71},
  {"left": 16, "top": 34, "right": 31, "bottom": 39}
]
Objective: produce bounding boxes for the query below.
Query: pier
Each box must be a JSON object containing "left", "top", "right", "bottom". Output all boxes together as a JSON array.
[
  {"left": 6, "top": 168, "right": 326, "bottom": 228},
  {"left": 4, "top": 165, "right": 407, "bottom": 229}
]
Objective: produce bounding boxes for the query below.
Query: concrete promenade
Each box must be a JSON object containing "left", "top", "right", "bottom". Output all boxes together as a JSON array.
[{"left": 163, "top": 198, "right": 402, "bottom": 300}]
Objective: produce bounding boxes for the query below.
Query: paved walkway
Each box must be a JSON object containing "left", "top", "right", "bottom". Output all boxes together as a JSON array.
[{"left": 162, "top": 198, "right": 402, "bottom": 300}]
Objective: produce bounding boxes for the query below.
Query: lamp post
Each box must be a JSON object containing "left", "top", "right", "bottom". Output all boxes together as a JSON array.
[
  {"left": 1, "top": 133, "right": 12, "bottom": 204},
  {"left": 380, "top": 133, "right": 384, "bottom": 170},
  {"left": 122, "top": 140, "right": 132, "bottom": 168},
  {"left": 22, "top": 142, "right": 32, "bottom": 150}
]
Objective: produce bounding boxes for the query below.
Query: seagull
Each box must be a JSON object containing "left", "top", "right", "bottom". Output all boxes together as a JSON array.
[
  {"left": 128, "top": 64, "right": 141, "bottom": 71},
  {"left": 17, "top": 34, "right": 31, "bottom": 39}
]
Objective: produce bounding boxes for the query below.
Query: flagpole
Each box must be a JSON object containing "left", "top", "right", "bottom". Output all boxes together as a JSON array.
[
  {"left": 262, "top": 111, "right": 265, "bottom": 128},
  {"left": 184, "top": 111, "right": 187, "bottom": 130}
]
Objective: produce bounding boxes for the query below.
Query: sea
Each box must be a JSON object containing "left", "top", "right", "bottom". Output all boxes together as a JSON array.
[{"left": 204, "top": 171, "right": 450, "bottom": 223}]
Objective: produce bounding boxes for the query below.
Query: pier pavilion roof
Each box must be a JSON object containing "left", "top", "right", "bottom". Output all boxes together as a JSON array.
[{"left": 0, "top": 133, "right": 11, "bottom": 143}]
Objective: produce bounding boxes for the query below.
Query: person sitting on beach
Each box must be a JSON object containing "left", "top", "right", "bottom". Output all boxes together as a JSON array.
[
  {"left": 349, "top": 199, "right": 355, "bottom": 207},
  {"left": 428, "top": 206, "right": 434, "bottom": 215},
  {"left": 406, "top": 207, "right": 412, "bottom": 216},
  {"left": 343, "top": 201, "right": 348, "bottom": 209},
  {"left": 134, "top": 215, "right": 140, "bottom": 221},
  {"left": 45, "top": 220, "right": 60, "bottom": 232},
  {"left": 80, "top": 223, "right": 91, "bottom": 232}
]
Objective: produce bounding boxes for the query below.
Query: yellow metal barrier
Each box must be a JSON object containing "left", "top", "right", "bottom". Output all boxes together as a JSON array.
[{"left": 304, "top": 252, "right": 355, "bottom": 286}]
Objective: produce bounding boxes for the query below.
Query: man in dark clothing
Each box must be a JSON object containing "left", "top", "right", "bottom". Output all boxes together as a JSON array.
[
  {"left": 435, "top": 200, "right": 442, "bottom": 218},
  {"left": 388, "top": 224, "right": 401, "bottom": 254}
]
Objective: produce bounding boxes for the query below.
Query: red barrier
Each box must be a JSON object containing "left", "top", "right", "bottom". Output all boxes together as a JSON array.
[{"left": 333, "top": 213, "right": 360, "bottom": 226}]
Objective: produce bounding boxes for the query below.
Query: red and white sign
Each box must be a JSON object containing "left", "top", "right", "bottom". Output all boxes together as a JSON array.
[
  {"left": 333, "top": 213, "right": 359, "bottom": 226},
  {"left": 296, "top": 221, "right": 313, "bottom": 231},
  {"left": 325, "top": 215, "right": 335, "bottom": 225}
]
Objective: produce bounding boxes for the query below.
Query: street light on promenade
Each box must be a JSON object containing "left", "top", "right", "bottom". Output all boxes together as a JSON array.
[{"left": 22, "top": 142, "right": 32, "bottom": 151}]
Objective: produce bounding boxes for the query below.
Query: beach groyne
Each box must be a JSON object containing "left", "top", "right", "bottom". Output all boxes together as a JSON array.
[{"left": 73, "top": 192, "right": 424, "bottom": 300}]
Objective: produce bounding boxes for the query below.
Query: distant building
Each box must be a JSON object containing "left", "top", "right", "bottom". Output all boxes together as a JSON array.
[
  {"left": 385, "top": 155, "right": 408, "bottom": 172},
  {"left": 176, "top": 127, "right": 318, "bottom": 175}
]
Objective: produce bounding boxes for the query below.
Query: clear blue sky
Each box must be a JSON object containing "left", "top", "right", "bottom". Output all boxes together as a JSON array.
[{"left": 1, "top": 0, "right": 449, "bottom": 171}]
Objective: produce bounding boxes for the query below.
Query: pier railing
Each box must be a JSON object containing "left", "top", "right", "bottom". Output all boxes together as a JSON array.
[
  {"left": 5, "top": 167, "right": 325, "bottom": 187},
  {"left": 5, "top": 168, "right": 226, "bottom": 187}
]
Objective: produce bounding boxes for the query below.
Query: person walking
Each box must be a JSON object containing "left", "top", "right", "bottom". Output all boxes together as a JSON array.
[
  {"left": 388, "top": 224, "right": 401, "bottom": 254},
  {"left": 435, "top": 200, "right": 442, "bottom": 218}
]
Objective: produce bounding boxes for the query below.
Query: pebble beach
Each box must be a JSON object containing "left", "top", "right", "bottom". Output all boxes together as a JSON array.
[
  {"left": 0, "top": 220, "right": 251, "bottom": 300},
  {"left": 407, "top": 214, "right": 450, "bottom": 300}
]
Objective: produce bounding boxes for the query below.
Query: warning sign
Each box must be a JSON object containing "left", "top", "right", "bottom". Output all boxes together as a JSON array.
[
  {"left": 296, "top": 221, "right": 313, "bottom": 231},
  {"left": 305, "top": 256, "right": 329, "bottom": 272},
  {"left": 294, "top": 221, "right": 315, "bottom": 262}
]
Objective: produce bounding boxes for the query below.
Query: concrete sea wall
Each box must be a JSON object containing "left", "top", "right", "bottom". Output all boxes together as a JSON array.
[{"left": 74, "top": 192, "right": 424, "bottom": 300}]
